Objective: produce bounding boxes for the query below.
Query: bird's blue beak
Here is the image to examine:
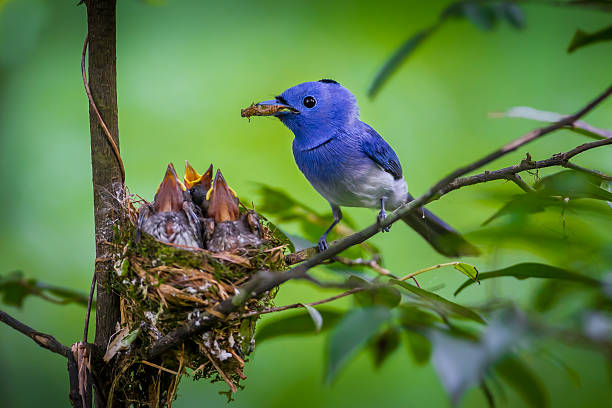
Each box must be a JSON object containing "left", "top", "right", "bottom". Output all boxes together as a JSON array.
[{"left": 241, "top": 98, "right": 299, "bottom": 118}]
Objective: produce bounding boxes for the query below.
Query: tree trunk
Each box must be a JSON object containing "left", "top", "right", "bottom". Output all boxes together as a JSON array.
[{"left": 84, "top": 1, "right": 122, "bottom": 406}]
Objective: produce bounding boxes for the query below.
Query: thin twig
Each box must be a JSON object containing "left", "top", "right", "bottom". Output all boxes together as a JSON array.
[
  {"left": 139, "top": 360, "right": 179, "bottom": 376},
  {"left": 241, "top": 287, "right": 364, "bottom": 318},
  {"left": 83, "top": 273, "right": 96, "bottom": 343},
  {"left": 333, "top": 255, "right": 393, "bottom": 276},
  {"left": 508, "top": 173, "right": 535, "bottom": 192},
  {"left": 439, "top": 137, "right": 612, "bottom": 195},
  {"left": 0, "top": 309, "right": 70, "bottom": 358},
  {"left": 200, "top": 346, "right": 236, "bottom": 393},
  {"left": 399, "top": 262, "right": 461, "bottom": 282},
  {"left": 147, "top": 84, "right": 612, "bottom": 359},
  {"left": 81, "top": 34, "right": 125, "bottom": 182},
  {"left": 167, "top": 344, "right": 184, "bottom": 408}
]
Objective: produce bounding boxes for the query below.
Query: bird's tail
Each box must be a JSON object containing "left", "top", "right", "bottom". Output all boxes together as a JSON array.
[{"left": 400, "top": 196, "right": 480, "bottom": 257}]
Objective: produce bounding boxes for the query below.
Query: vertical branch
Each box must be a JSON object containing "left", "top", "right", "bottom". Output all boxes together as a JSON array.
[{"left": 84, "top": 0, "right": 122, "bottom": 405}]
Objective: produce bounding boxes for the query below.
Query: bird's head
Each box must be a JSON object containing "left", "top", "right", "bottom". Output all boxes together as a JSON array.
[
  {"left": 253, "top": 79, "right": 360, "bottom": 147},
  {"left": 153, "top": 163, "right": 185, "bottom": 213},
  {"left": 207, "top": 170, "right": 240, "bottom": 223}
]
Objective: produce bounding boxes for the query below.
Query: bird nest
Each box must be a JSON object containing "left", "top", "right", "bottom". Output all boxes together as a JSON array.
[{"left": 104, "top": 163, "right": 292, "bottom": 406}]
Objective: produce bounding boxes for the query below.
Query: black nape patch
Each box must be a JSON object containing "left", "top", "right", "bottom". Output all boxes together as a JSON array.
[{"left": 319, "top": 79, "right": 339, "bottom": 85}]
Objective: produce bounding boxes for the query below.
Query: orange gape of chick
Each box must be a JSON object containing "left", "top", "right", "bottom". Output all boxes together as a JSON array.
[
  {"left": 184, "top": 161, "right": 213, "bottom": 190},
  {"left": 207, "top": 170, "right": 239, "bottom": 223}
]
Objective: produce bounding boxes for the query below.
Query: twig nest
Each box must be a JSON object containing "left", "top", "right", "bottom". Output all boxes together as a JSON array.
[{"left": 107, "top": 163, "right": 292, "bottom": 405}]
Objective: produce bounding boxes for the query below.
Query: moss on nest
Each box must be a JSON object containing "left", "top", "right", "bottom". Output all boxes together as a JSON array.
[{"left": 105, "top": 199, "right": 292, "bottom": 406}]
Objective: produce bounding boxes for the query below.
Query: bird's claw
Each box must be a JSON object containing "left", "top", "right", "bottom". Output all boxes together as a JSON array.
[
  {"left": 377, "top": 211, "right": 390, "bottom": 233},
  {"left": 318, "top": 236, "right": 328, "bottom": 252}
]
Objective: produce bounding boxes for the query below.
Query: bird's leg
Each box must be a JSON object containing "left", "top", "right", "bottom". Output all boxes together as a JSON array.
[
  {"left": 377, "top": 197, "right": 391, "bottom": 232},
  {"left": 318, "top": 204, "right": 342, "bottom": 252}
]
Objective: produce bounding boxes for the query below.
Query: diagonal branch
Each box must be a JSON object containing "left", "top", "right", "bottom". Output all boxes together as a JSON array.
[
  {"left": 439, "top": 136, "right": 612, "bottom": 194},
  {"left": 147, "top": 84, "right": 612, "bottom": 359},
  {"left": 0, "top": 309, "right": 71, "bottom": 357}
]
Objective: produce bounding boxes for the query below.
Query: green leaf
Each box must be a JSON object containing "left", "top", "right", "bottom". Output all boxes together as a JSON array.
[
  {"left": 601, "top": 180, "right": 612, "bottom": 210},
  {"left": 483, "top": 171, "right": 612, "bottom": 225},
  {"left": 302, "top": 303, "right": 323, "bottom": 333},
  {"left": 326, "top": 307, "right": 392, "bottom": 383},
  {"left": 0, "top": 271, "right": 29, "bottom": 307},
  {"left": 404, "top": 330, "right": 432, "bottom": 365},
  {"left": 392, "top": 279, "right": 485, "bottom": 324},
  {"left": 568, "top": 24, "right": 612, "bottom": 53},
  {"left": 495, "top": 356, "right": 549, "bottom": 408},
  {"left": 430, "top": 309, "right": 527, "bottom": 405},
  {"left": 565, "top": 0, "right": 612, "bottom": 12},
  {"left": 367, "top": 26, "right": 436, "bottom": 98},
  {"left": 535, "top": 170, "right": 612, "bottom": 201},
  {"left": 494, "top": 106, "right": 612, "bottom": 140},
  {"left": 354, "top": 284, "right": 402, "bottom": 308},
  {"left": 256, "top": 184, "right": 300, "bottom": 215},
  {"left": 454, "top": 263, "right": 479, "bottom": 282},
  {"left": 454, "top": 263, "right": 600, "bottom": 296},
  {"left": 430, "top": 330, "right": 488, "bottom": 405},
  {"left": 538, "top": 348, "right": 581, "bottom": 387},
  {"left": 0, "top": 271, "right": 90, "bottom": 308},
  {"left": 255, "top": 308, "right": 344, "bottom": 344},
  {"left": 532, "top": 280, "right": 581, "bottom": 312},
  {"left": 399, "top": 304, "right": 441, "bottom": 328},
  {"left": 369, "top": 327, "right": 401, "bottom": 368},
  {"left": 482, "top": 194, "right": 557, "bottom": 226}
]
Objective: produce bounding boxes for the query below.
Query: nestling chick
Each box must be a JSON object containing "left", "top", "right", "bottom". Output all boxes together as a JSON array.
[
  {"left": 184, "top": 161, "right": 213, "bottom": 213},
  {"left": 205, "top": 170, "right": 262, "bottom": 252},
  {"left": 136, "top": 163, "right": 203, "bottom": 248}
]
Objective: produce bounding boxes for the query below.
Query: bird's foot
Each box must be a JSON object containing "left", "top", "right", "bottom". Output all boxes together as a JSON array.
[
  {"left": 377, "top": 210, "right": 390, "bottom": 233},
  {"left": 318, "top": 236, "right": 329, "bottom": 252}
]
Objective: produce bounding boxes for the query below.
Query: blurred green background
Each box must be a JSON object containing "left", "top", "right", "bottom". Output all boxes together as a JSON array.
[{"left": 1, "top": 0, "right": 611, "bottom": 406}]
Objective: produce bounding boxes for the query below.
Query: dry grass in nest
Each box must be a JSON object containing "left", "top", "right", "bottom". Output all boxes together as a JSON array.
[{"left": 104, "top": 194, "right": 291, "bottom": 406}]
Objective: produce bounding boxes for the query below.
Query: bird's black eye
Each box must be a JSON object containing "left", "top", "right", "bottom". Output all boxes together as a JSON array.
[{"left": 303, "top": 96, "right": 316, "bottom": 108}]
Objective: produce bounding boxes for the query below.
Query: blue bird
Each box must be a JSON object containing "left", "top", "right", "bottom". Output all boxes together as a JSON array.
[{"left": 251, "top": 79, "right": 479, "bottom": 257}]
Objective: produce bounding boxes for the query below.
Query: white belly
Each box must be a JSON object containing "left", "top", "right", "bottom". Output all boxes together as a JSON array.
[{"left": 311, "top": 165, "right": 408, "bottom": 210}]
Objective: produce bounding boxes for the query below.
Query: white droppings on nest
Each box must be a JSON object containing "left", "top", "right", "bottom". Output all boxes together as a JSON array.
[
  {"left": 234, "top": 288, "right": 240, "bottom": 295},
  {"left": 122, "top": 279, "right": 129, "bottom": 285},
  {"left": 199, "top": 282, "right": 212, "bottom": 291},
  {"left": 152, "top": 259, "right": 159, "bottom": 267},
  {"left": 212, "top": 340, "right": 233, "bottom": 361},
  {"left": 187, "top": 309, "right": 201, "bottom": 321},
  {"left": 228, "top": 334, "right": 235, "bottom": 348},
  {"left": 185, "top": 287, "right": 197, "bottom": 294}
]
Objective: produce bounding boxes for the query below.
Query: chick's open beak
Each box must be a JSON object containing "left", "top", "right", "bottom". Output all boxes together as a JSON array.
[
  {"left": 154, "top": 163, "right": 184, "bottom": 213},
  {"left": 184, "top": 161, "right": 214, "bottom": 191},
  {"left": 184, "top": 161, "right": 201, "bottom": 189},
  {"left": 241, "top": 98, "right": 299, "bottom": 118}
]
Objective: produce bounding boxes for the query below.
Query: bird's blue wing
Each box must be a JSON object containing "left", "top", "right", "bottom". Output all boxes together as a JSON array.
[{"left": 360, "top": 126, "right": 403, "bottom": 180}]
